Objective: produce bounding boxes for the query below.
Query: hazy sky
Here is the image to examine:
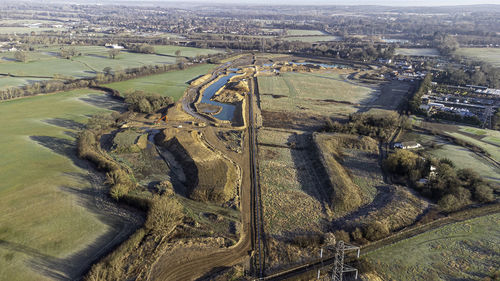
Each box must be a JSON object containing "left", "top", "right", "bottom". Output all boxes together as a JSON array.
[{"left": 123, "top": 0, "right": 500, "bottom": 5}]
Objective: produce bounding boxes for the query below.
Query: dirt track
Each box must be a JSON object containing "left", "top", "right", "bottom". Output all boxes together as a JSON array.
[{"left": 149, "top": 62, "right": 256, "bottom": 281}]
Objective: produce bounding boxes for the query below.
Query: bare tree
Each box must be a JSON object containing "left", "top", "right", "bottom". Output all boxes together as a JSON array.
[
  {"left": 108, "top": 49, "right": 121, "bottom": 59},
  {"left": 14, "top": 50, "right": 28, "bottom": 62}
]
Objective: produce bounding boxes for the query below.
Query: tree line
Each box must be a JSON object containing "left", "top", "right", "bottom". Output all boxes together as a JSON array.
[{"left": 323, "top": 112, "right": 400, "bottom": 142}]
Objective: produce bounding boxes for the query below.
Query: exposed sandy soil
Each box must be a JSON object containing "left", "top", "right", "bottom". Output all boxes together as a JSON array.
[{"left": 148, "top": 56, "right": 256, "bottom": 281}]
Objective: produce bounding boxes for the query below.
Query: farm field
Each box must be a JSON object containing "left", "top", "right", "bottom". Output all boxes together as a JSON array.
[
  {"left": 72, "top": 52, "right": 175, "bottom": 73},
  {"left": 418, "top": 122, "right": 500, "bottom": 163},
  {"left": 395, "top": 48, "right": 440, "bottom": 57},
  {"left": 448, "top": 132, "right": 500, "bottom": 163},
  {"left": 364, "top": 213, "right": 500, "bottom": 280},
  {"left": 0, "top": 49, "right": 175, "bottom": 78},
  {"left": 455, "top": 48, "right": 500, "bottom": 67},
  {"left": 258, "top": 71, "right": 375, "bottom": 118},
  {"left": 153, "top": 45, "right": 223, "bottom": 57},
  {"left": 0, "top": 45, "right": 220, "bottom": 88},
  {"left": 283, "top": 36, "right": 341, "bottom": 42},
  {"left": 104, "top": 63, "right": 215, "bottom": 101},
  {"left": 0, "top": 76, "right": 51, "bottom": 89},
  {"left": 0, "top": 26, "right": 67, "bottom": 34},
  {"left": 427, "top": 142, "right": 500, "bottom": 184},
  {"left": 400, "top": 130, "right": 500, "bottom": 185},
  {"left": 0, "top": 57, "right": 95, "bottom": 78},
  {"left": 0, "top": 89, "right": 128, "bottom": 281},
  {"left": 286, "top": 29, "right": 326, "bottom": 36}
]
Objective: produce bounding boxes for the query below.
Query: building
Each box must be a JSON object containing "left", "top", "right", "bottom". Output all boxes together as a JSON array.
[
  {"left": 105, "top": 43, "right": 124, "bottom": 49},
  {"left": 393, "top": 141, "right": 422, "bottom": 149}
]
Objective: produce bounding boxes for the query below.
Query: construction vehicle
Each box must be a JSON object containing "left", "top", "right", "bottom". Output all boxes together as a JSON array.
[{"left": 154, "top": 115, "right": 168, "bottom": 124}]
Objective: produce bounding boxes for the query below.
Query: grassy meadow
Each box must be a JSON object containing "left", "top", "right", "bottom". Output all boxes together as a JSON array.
[
  {"left": 0, "top": 46, "right": 177, "bottom": 77},
  {"left": 395, "top": 48, "right": 440, "bottom": 57},
  {"left": 400, "top": 129, "right": 500, "bottom": 185},
  {"left": 364, "top": 213, "right": 500, "bottom": 280},
  {"left": 258, "top": 71, "right": 375, "bottom": 117},
  {"left": 455, "top": 48, "right": 500, "bottom": 67},
  {"left": 286, "top": 30, "right": 326, "bottom": 36},
  {"left": 283, "top": 36, "right": 340, "bottom": 42},
  {"left": 153, "top": 45, "right": 223, "bottom": 57},
  {"left": 0, "top": 89, "right": 122, "bottom": 281},
  {"left": 0, "top": 26, "right": 67, "bottom": 34},
  {"left": 258, "top": 141, "right": 323, "bottom": 235},
  {"left": 104, "top": 63, "right": 214, "bottom": 101},
  {"left": 0, "top": 45, "right": 221, "bottom": 89},
  {"left": 427, "top": 143, "right": 500, "bottom": 184}
]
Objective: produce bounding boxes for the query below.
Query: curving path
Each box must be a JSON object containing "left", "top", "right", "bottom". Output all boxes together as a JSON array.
[{"left": 149, "top": 62, "right": 256, "bottom": 281}]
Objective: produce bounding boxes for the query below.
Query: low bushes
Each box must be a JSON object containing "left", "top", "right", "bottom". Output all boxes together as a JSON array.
[
  {"left": 323, "top": 112, "right": 399, "bottom": 142},
  {"left": 77, "top": 114, "right": 135, "bottom": 201},
  {"left": 124, "top": 90, "right": 174, "bottom": 114}
]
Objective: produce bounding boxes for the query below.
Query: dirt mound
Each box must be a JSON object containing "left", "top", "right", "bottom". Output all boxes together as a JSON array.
[
  {"left": 313, "top": 133, "right": 379, "bottom": 215},
  {"left": 321, "top": 133, "right": 379, "bottom": 152},
  {"left": 211, "top": 80, "right": 248, "bottom": 104},
  {"left": 111, "top": 129, "right": 148, "bottom": 153},
  {"left": 155, "top": 128, "right": 239, "bottom": 204}
]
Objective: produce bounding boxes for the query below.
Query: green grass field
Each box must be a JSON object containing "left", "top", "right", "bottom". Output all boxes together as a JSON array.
[
  {"left": 0, "top": 45, "right": 221, "bottom": 90},
  {"left": 0, "top": 26, "right": 67, "bottom": 34},
  {"left": 460, "top": 127, "right": 488, "bottom": 136},
  {"left": 364, "top": 213, "right": 500, "bottom": 280},
  {"left": 0, "top": 47, "right": 176, "bottom": 78},
  {"left": 283, "top": 36, "right": 340, "bottom": 42},
  {"left": 427, "top": 143, "right": 500, "bottom": 184},
  {"left": 286, "top": 30, "right": 326, "bottom": 36},
  {"left": 395, "top": 48, "right": 440, "bottom": 57},
  {"left": 104, "top": 64, "right": 214, "bottom": 101},
  {"left": 401, "top": 130, "right": 500, "bottom": 184},
  {"left": 153, "top": 45, "right": 223, "bottom": 57},
  {"left": 258, "top": 71, "right": 374, "bottom": 117},
  {"left": 0, "top": 89, "right": 122, "bottom": 281},
  {"left": 0, "top": 76, "right": 51, "bottom": 89},
  {"left": 455, "top": 48, "right": 500, "bottom": 67},
  {"left": 0, "top": 57, "right": 94, "bottom": 78},
  {"left": 448, "top": 132, "right": 500, "bottom": 163}
]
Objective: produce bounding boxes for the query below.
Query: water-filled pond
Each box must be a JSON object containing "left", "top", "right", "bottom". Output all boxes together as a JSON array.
[
  {"left": 200, "top": 73, "right": 238, "bottom": 121},
  {"left": 291, "top": 62, "right": 348, "bottom": 68}
]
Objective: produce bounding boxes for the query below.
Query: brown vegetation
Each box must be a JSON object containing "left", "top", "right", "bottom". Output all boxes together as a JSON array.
[
  {"left": 85, "top": 195, "right": 185, "bottom": 281},
  {"left": 313, "top": 133, "right": 378, "bottom": 215},
  {"left": 155, "top": 128, "right": 239, "bottom": 205}
]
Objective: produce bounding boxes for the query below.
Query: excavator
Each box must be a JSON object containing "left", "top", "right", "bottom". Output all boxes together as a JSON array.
[{"left": 154, "top": 115, "right": 168, "bottom": 124}]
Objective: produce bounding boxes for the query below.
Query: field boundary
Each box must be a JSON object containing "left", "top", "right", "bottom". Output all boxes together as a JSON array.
[{"left": 260, "top": 203, "right": 500, "bottom": 280}]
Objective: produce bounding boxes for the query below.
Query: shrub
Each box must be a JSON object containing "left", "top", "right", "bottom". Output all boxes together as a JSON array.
[
  {"left": 351, "top": 227, "right": 367, "bottom": 244},
  {"left": 355, "top": 257, "right": 375, "bottom": 274},
  {"left": 291, "top": 233, "right": 323, "bottom": 248},
  {"left": 474, "top": 184, "right": 495, "bottom": 203},
  {"left": 333, "top": 230, "right": 350, "bottom": 243},
  {"left": 438, "top": 194, "right": 461, "bottom": 212},
  {"left": 154, "top": 180, "right": 174, "bottom": 196},
  {"left": 110, "top": 183, "right": 131, "bottom": 201},
  {"left": 364, "top": 220, "right": 390, "bottom": 241},
  {"left": 439, "top": 158, "right": 454, "bottom": 168},
  {"left": 145, "top": 195, "right": 184, "bottom": 234},
  {"left": 383, "top": 149, "right": 420, "bottom": 175},
  {"left": 124, "top": 90, "right": 173, "bottom": 113}
]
